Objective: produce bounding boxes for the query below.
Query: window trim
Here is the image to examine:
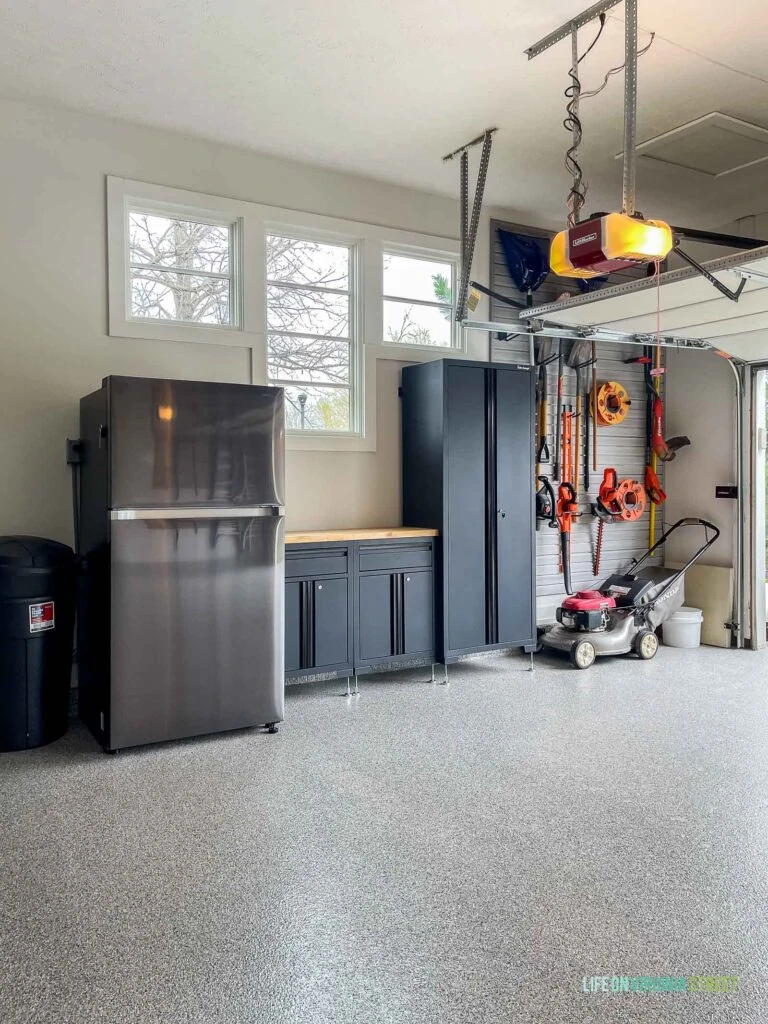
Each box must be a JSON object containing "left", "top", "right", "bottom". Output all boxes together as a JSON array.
[{"left": 107, "top": 177, "right": 462, "bottom": 451}]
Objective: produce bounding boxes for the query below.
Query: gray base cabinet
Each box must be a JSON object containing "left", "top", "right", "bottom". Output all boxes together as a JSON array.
[
  {"left": 285, "top": 537, "right": 436, "bottom": 683},
  {"left": 285, "top": 544, "right": 354, "bottom": 680},
  {"left": 355, "top": 539, "right": 435, "bottom": 673}
]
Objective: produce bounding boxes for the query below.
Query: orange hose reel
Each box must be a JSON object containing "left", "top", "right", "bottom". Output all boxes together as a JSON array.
[
  {"left": 592, "top": 381, "right": 631, "bottom": 426},
  {"left": 614, "top": 479, "right": 646, "bottom": 521},
  {"left": 593, "top": 471, "right": 646, "bottom": 575}
]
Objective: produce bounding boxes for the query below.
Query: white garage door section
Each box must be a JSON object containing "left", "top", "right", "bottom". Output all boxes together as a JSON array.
[{"left": 520, "top": 245, "right": 768, "bottom": 363}]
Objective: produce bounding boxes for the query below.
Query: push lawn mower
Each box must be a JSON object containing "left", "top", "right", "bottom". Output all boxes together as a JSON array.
[{"left": 541, "top": 518, "right": 720, "bottom": 669}]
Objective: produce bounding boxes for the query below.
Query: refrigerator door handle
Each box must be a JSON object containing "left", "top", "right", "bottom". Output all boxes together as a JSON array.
[{"left": 110, "top": 507, "right": 285, "bottom": 521}]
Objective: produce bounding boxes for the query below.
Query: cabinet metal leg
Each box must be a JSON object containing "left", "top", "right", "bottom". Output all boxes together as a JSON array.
[
  {"left": 431, "top": 663, "right": 436, "bottom": 684},
  {"left": 352, "top": 673, "right": 360, "bottom": 696},
  {"left": 341, "top": 676, "right": 351, "bottom": 696},
  {"left": 528, "top": 650, "right": 535, "bottom": 673},
  {"left": 440, "top": 664, "right": 449, "bottom": 685}
]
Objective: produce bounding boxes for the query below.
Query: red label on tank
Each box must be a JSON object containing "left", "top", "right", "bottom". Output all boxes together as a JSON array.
[{"left": 29, "top": 601, "right": 55, "bottom": 633}]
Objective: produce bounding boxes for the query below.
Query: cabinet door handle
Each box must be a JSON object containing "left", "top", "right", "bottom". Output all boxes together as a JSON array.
[
  {"left": 498, "top": 509, "right": 506, "bottom": 518},
  {"left": 406, "top": 576, "right": 411, "bottom": 582},
  {"left": 317, "top": 584, "right": 323, "bottom": 591}
]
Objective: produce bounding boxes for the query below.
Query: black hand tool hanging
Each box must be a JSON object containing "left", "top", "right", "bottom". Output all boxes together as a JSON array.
[{"left": 553, "top": 341, "right": 564, "bottom": 480}]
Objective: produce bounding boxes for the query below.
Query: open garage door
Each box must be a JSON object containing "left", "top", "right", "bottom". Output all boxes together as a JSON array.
[
  {"left": 518, "top": 245, "right": 768, "bottom": 363},
  {"left": 502, "top": 245, "right": 768, "bottom": 649}
]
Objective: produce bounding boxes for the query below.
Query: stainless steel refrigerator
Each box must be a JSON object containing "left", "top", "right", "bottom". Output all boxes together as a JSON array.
[{"left": 77, "top": 376, "right": 285, "bottom": 752}]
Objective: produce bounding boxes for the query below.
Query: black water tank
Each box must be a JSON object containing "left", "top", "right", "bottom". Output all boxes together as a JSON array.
[{"left": 0, "top": 537, "right": 76, "bottom": 751}]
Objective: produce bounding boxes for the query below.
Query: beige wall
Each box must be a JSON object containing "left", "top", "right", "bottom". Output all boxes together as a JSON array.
[
  {"left": 0, "top": 98, "right": 511, "bottom": 543},
  {"left": 664, "top": 349, "right": 737, "bottom": 568}
]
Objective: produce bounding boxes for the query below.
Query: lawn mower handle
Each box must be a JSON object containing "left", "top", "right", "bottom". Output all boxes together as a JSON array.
[{"left": 630, "top": 518, "right": 720, "bottom": 616}]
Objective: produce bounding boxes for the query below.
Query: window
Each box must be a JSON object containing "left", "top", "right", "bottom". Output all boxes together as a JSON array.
[
  {"left": 383, "top": 250, "right": 457, "bottom": 348},
  {"left": 108, "top": 177, "right": 463, "bottom": 451},
  {"left": 266, "top": 234, "right": 357, "bottom": 433},
  {"left": 127, "top": 209, "right": 238, "bottom": 326}
]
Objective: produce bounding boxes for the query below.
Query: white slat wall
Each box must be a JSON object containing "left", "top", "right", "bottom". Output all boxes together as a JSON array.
[{"left": 487, "top": 219, "right": 663, "bottom": 621}]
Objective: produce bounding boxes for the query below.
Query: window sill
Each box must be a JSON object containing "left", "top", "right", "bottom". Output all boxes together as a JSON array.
[
  {"left": 366, "top": 341, "right": 468, "bottom": 363},
  {"left": 286, "top": 430, "right": 376, "bottom": 453},
  {"left": 108, "top": 317, "right": 258, "bottom": 348}
]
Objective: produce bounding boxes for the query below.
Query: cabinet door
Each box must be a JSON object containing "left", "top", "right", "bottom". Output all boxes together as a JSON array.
[
  {"left": 403, "top": 571, "right": 434, "bottom": 655},
  {"left": 285, "top": 581, "right": 302, "bottom": 673},
  {"left": 445, "top": 365, "right": 487, "bottom": 651},
  {"left": 495, "top": 367, "right": 535, "bottom": 643},
  {"left": 312, "top": 578, "right": 349, "bottom": 668},
  {"left": 358, "top": 573, "right": 394, "bottom": 662}
]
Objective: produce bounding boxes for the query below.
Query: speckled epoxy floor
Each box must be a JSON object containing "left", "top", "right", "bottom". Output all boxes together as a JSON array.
[{"left": 2, "top": 645, "right": 768, "bottom": 1023}]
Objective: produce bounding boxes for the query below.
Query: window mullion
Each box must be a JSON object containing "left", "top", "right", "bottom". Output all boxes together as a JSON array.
[
  {"left": 266, "top": 279, "right": 350, "bottom": 299},
  {"left": 271, "top": 379, "right": 352, "bottom": 391},
  {"left": 382, "top": 295, "right": 453, "bottom": 312},
  {"left": 130, "top": 262, "right": 232, "bottom": 281},
  {"left": 267, "top": 331, "right": 351, "bottom": 344}
]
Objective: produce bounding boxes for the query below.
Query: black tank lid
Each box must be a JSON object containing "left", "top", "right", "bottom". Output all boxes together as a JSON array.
[{"left": 0, "top": 536, "right": 74, "bottom": 569}]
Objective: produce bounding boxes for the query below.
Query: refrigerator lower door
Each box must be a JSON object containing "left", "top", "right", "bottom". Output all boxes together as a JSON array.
[{"left": 108, "top": 509, "right": 284, "bottom": 750}]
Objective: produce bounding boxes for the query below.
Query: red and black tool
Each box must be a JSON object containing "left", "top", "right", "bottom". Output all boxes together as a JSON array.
[
  {"left": 592, "top": 468, "right": 647, "bottom": 575},
  {"left": 650, "top": 392, "right": 690, "bottom": 462},
  {"left": 536, "top": 476, "right": 558, "bottom": 530},
  {"left": 557, "top": 482, "right": 579, "bottom": 595},
  {"left": 556, "top": 406, "right": 579, "bottom": 594},
  {"left": 643, "top": 347, "right": 666, "bottom": 505}
]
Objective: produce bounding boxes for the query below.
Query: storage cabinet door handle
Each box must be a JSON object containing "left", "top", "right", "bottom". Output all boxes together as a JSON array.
[
  {"left": 317, "top": 584, "right": 323, "bottom": 590},
  {"left": 406, "top": 576, "right": 411, "bottom": 582},
  {"left": 498, "top": 509, "right": 506, "bottom": 518}
]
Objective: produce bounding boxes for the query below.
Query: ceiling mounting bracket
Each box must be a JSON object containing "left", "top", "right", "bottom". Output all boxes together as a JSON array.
[
  {"left": 673, "top": 243, "right": 747, "bottom": 303},
  {"left": 444, "top": 128, "right": 497, "bottom": 322},
  {"left": 524, "top": 0, "right": 623, "bottom": 59},
  {"left": 730, "top": 266, "right": 768, "bottom": 285},
  {"left": 524, "top": 0, "right": 640, "bottom": 217}
]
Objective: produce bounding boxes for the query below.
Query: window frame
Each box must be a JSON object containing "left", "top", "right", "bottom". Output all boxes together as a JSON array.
[
  {"left": 125, "top": 202, "right": 242, "bottom": 331},
  {"left": 380, "top": 243, "right": 461, "bottom": 354},
  {"left": 264, "top": 225, "right": 363, "bottom": 438},
  {"left": 107, "top": 177, "right": 463, "bottom": 452}
]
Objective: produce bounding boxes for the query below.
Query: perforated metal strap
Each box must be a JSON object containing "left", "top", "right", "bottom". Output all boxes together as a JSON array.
[{"left": 456, "top": 130, "right": 494, "bottom": 321}]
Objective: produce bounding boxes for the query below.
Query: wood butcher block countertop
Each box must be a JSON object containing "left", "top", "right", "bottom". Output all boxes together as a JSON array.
[{"left": 285, "top": 527, "right": 439, "bottom": 544}]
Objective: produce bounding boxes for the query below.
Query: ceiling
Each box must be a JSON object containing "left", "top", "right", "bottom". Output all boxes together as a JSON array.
[{"left": 3, "top": 0, "right": 768, "bottom": 228}]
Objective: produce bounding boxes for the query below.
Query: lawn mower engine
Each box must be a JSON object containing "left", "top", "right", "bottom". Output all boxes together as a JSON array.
[{"left": 557, "top": 590, "right": 617, "bottom": 632}]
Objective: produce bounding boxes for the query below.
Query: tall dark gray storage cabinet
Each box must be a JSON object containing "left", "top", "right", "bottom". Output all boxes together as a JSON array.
[{"left": 401, "top": 359, "right": 536, "bottom": 663}]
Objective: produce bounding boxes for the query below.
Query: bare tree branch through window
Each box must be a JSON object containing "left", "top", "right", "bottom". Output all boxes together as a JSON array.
[
  {"left": 128, "top": 212, "right": 235, "bottom": 325},
  {"left": 266, "top": 235, "right": 353, "bottom": 432}
]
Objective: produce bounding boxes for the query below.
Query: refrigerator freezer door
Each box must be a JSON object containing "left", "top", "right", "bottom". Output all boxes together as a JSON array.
[
  {"left": 108, "top": 377, "right": 284, "bottom": 509},
  {"left": 109, "top": 513, "right": 284, "bottom": 750}
]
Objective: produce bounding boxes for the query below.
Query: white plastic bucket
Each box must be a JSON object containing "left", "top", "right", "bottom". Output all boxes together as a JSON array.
[{"left": 663, "top": 607, "right": 704, "bottom": 649}]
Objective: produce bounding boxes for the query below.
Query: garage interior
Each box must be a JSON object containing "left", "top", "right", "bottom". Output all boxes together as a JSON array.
[{"left": 2, "top": 0, "right": 768, "bottom": 1021}]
